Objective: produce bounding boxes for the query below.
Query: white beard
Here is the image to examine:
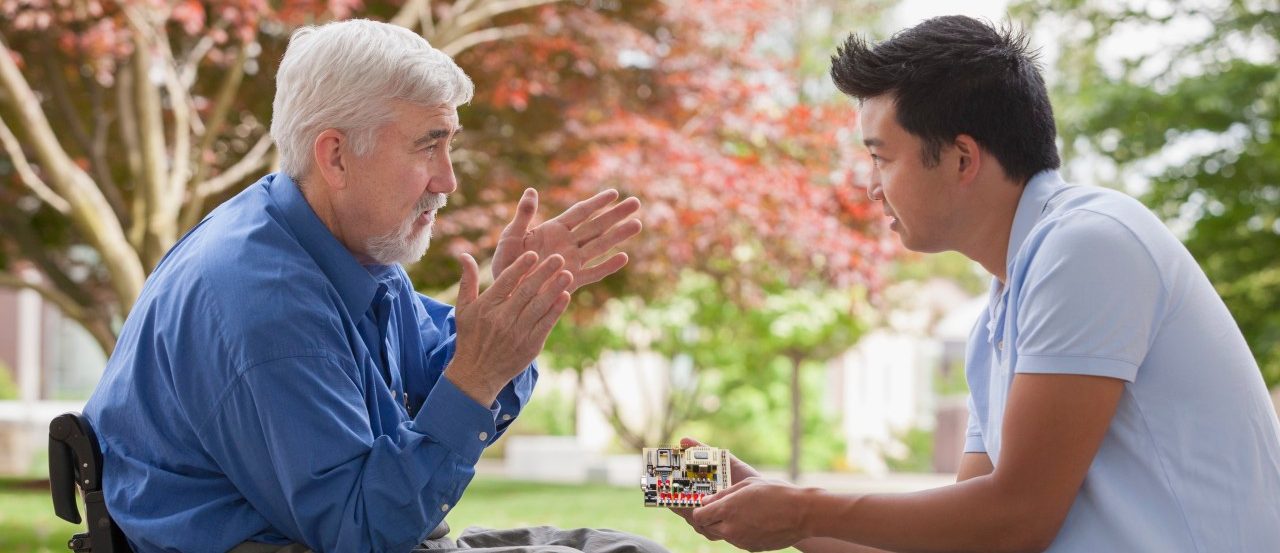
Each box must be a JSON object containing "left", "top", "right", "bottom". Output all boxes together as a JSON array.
[{"left": 365, "top": 193, "right": 448, "bottom": 266}]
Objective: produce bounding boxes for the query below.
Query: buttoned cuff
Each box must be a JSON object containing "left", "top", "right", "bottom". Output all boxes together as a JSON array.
[{"left": 412, "top": 376, "right": 498, "bottom": 465}]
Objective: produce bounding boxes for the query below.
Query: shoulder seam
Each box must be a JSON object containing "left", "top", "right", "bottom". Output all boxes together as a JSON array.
[{"left": 195, "top": 349, "right": 339, "bottom": 435}]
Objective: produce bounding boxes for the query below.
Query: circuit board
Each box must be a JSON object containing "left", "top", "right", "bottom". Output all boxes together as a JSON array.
[{"left": 641, "top": 446, "right": 731, "bottom": 508}]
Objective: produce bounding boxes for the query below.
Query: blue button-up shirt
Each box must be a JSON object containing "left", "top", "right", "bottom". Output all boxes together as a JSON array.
[
  {"left": 85, "top": 173, "right": 537, "bottom": 553},
  {"left": 964, "top": 170, "right": 1280, "bottom": 551}
]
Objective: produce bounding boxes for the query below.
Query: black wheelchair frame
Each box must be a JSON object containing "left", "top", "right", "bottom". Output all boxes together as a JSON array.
[{"left": 48, "top": 412, "right": 133, "bottom": 553}]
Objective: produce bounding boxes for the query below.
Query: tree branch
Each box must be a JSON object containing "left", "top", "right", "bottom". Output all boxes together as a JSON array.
[
  {"left": 436, "top": 0, "right": 561, "bottom": 49},
  {"left": 123, "top": 6, "right": 174, "bottom": 269},
  {"left": 191, "top": 132, "right": 273, "bottom": 199},
  {"left": 0, "top": 269, "right": 85, "bottom": 320},
  {"left": 0, "top": 270, "right": 115, "bottom": 355},
  {"left": 116, "top": 62, "right": 146, "bottom": 251},
  {"left": 0, "top": 29, "right": 146, "bottom": 311},
  {"left": 391, "top": 0, "right": 430, "bottom": 30},
  {"left": 0, "top": 207, "right": 95, "bottom": 309},
  {"left": 0, "top": 115, "right": 71, "bottom": 213},
  {"left": 181, "top": 42, "right": 250, "bottom": 230},
  {"left": 85, "top": 74, "right": 127, "bottom": 221},
  {"left": 440, "top": 24, "right": 532, "bottom": 57}
]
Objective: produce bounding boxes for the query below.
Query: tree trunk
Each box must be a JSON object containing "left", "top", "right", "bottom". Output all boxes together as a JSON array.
[{"left": 788, "top": 351, "right": 804, "bottom": 482}]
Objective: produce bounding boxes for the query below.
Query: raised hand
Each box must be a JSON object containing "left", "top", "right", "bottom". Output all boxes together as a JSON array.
[
  {"left": 446, "top": 251, "right": 573, "bottom": 406},
  {"left": 492, "top": 188, "right": 642, "bottom": 291}
]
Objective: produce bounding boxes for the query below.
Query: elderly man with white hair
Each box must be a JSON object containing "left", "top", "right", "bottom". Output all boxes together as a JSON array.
[{"left": 84, "top": 19, "right": 656, "bottom": 553}]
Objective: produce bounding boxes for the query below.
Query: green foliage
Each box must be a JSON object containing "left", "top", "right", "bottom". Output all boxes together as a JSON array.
[
  {"left": 1012, "top": 0, "right": 1280, "bottom": 386},
  {"left": 0, "top": 361, "right": 17, "bottom": 400},
  {"left": 546, "top": 270, "right": 863, "bottom": 471},
  {"left": 508, "top": 388, "right": 577, "bottom": 438},
  {"left": 883, "top": 427, "right": 934, "bottom": 473},
  {"left": 680, "top": 357, "right": 848, "bottom": 472}
]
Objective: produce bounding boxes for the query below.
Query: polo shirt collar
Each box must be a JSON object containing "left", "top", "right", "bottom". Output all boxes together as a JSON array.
[
  {"left": 1005, "top": 169, "right": 1068, "bottom": 275},
  {"left": 265, "top": 172, "right": 379, "bottom": 321}
]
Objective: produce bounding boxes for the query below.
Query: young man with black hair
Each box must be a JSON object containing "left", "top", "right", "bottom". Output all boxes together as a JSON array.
[{"left": 678, "top": 15, "right": 1280, "bottom": 553}]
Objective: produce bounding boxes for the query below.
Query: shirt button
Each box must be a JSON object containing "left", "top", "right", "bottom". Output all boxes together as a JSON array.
[
  {"left": 440, "top": 503, "right": 450, "bottom": 512},
  {"left": 478, "top": 431, "right": 489, "bottom": 441},
  {"left": 501, "top": 414, "right": 512, "bottom": 421}
]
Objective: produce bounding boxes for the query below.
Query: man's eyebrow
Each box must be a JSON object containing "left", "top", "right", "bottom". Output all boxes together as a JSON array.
[
  {"left": 863, "top": 137, "right": 883, "bottom": 147},
  {"left": 414, "top": 126, "right": 463, "bottom": 147}
]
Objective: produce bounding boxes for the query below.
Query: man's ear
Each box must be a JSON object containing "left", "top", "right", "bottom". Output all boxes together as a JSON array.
[
  {"left": 312, "top": 129, "right": 350, "bottom": 190},
  {"left": 953, "top": 134, "right": 982, "bottom": 186}
]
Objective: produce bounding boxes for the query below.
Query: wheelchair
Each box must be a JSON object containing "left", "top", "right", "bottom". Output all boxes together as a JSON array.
[{"left": 49, "top": 412, "right": 133, "bottom": 553}]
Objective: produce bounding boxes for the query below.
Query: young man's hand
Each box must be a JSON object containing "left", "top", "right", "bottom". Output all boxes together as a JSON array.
[
  {"left": 692, "top": 477, "right": 814, "bottom": 551},
  {"left": 667, "top": 437, "right": 762, "bottom": 541}
]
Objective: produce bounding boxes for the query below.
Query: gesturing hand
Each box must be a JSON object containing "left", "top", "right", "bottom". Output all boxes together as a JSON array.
[
  {"left": 446, "top": 251, "right": 573, "bottom": 406},
  {"left": 492, "top": 188, "right": 642, "bottom": 291}
]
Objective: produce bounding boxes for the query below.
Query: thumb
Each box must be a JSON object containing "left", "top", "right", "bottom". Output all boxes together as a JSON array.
[{"left": 457, "top": 253, "right": 480, "bottom": 307}]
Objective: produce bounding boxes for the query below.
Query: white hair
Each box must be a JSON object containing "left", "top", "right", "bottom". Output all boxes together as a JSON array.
[{"left": 270, "top": 19, "right": 474, "bottom": 181}]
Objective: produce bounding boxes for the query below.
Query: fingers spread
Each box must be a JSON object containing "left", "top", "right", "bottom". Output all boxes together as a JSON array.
[
  {"left": 579, "top": 218, "right": 643, "bottom": 261},
  {"left": 571, "top": 196, "right": 641, "bottom": 244},
  {"left": 550, "top": 189, "right": 619, "bottom": 229},
  {"left": 575, "top": 252, "right": 630, "bottom": 289}
]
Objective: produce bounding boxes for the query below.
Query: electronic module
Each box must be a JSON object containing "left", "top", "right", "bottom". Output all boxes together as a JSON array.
[{"left": 641, "top": 446, "right": 731, "bottom": 508}]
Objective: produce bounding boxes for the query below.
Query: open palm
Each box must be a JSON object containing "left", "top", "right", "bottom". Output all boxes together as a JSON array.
[{"left": 492, "top": 188, "right": 643, "bottom": 292}]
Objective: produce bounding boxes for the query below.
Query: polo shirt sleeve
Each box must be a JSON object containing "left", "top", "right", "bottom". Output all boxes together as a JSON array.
[
  {"left": 1014, "top": 211, "right": 1167, "bottom": 382},
  {"left": 199, "top": 349, "right": 495, "bottom": 553},
  {"left": 964, "top": 395, "right": 987, "bottom": 453}
]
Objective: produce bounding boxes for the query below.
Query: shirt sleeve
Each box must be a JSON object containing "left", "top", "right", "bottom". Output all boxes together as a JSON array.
[
  {"left": 199, "top": 350, "right": 496, "bottom": 553},
  {"left": 1013, "top": 211, "right": 1167, "bottom": 382},
  {"left": 964, "top": 395, "right": 986, "bottom": 453},
  {"left": 414, "top": 292, "right": 538, "bottom": 441}
]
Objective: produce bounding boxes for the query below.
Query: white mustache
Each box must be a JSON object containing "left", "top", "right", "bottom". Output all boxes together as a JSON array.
[{"left": 417, "top": 193, "right": 448, "bottom": 213}]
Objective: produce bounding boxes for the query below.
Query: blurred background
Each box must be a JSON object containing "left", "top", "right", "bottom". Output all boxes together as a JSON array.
[{"left": 0, "top": 0, "right": 1276, "bottom": 551}]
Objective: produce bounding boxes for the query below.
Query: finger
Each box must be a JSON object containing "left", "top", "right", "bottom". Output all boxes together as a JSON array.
[
  {"left": 499, "top": 188, "right": 538, "bottom": 244},
  {"left": 691, "top": 504, "right": 723, "bottom": 528},
  {"left": 528, "top": 290, "right": 572, "bottom": 342},
  {"left": 510, "top": 254, "right": 566, "bottom": 309},
  {"left": 578, "top": 218, "right": 642, "bottom": 261},
  {"left": 456, "top": 254, "right": 480, "bottom": 307},
  {"left": 519, "top": 269, "right": 573, "bottom": 326},
  {"left": 548, "top": 189, "right": 619, "bottom": 229},
  {"left": 488, "top": 251, "right": 539, "bottom": 299},
  {"left": 701, "top": 478, "right": 752, "bottom": 507},
  {"left": 569, "top": 196, "right": 640, "bottom": 244},
  {"left": 573, "top": 252, "right": 629, "bottom": 290},
  {"left": 680, "top": 437, "right": 705, "bottom": 448}
]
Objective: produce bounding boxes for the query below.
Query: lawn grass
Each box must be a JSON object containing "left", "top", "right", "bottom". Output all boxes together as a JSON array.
[{"left": 1, "top": 477, "right": 793, "bottom": 552}]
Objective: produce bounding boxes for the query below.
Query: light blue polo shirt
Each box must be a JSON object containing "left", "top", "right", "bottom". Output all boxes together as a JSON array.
[{"left": 964, "top": 170, "right": 1280, "bottom": 551}]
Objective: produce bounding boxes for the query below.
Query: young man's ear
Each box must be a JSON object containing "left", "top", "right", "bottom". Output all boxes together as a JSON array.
[
  {"left": 952, "top": 134, "right": 982, "bottom": 186},
  {"left": 312, "top": 129, "right": 350, "bottom": 190}
]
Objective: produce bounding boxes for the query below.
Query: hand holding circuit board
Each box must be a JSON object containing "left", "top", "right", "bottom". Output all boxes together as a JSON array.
[{"left": 640, "top": 446, "right": 732, "bottom": 508}]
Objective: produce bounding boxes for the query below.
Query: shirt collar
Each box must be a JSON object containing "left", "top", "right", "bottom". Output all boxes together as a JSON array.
[
  {"left": 1005, "top": 169, "right": 1068, "bottom": 275},
  {"left": 265, "top": 172, "right": 379, "bottom": 320}
]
